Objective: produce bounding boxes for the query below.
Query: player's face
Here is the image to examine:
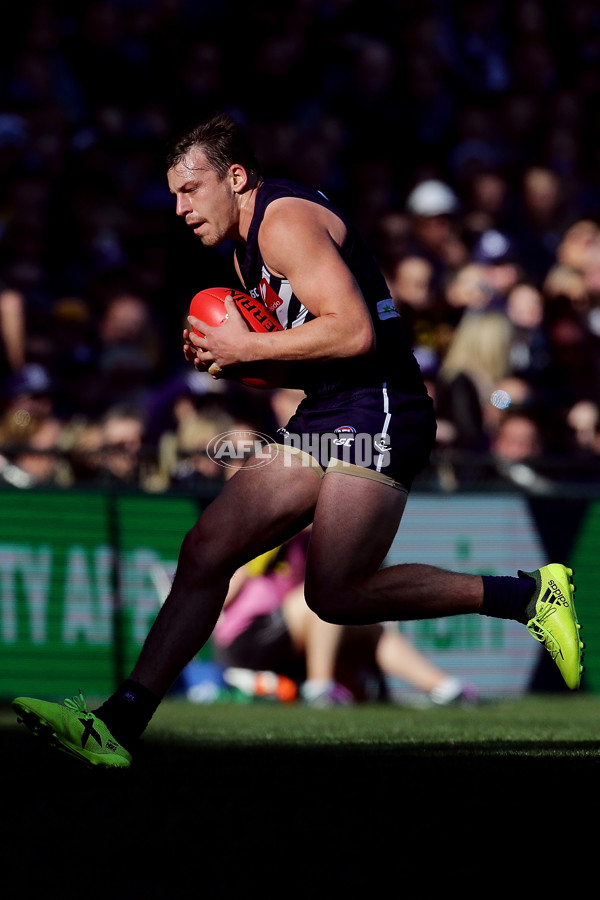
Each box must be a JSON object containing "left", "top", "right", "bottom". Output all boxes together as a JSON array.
[{"left": 167, "top": 146, "right": 237, "bottom": 246}]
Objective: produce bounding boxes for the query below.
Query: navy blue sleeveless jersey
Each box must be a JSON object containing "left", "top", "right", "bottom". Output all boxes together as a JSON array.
[{"left": 235, "top": 178, "right": 427, "bottom": 399}]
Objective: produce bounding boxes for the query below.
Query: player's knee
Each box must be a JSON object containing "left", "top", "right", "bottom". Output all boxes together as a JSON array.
[
  {"left": 179, "top": 523, "right": 232, "bottom": 580},
  {"left": 304, "top": 579, "right": 350, "bottom": 624}
]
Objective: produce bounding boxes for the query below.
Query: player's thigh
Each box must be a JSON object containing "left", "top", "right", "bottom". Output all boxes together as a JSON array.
[
  {"left": 305, "top": 470, "right": 408, "bottom": 611},
  {"left": 186, "top": 449, "right": 322, "bottom": 571}
]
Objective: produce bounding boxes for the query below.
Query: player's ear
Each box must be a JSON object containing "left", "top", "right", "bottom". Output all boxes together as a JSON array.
[{"left": 230, "top": 164, "right": 249, "bottom": 194}]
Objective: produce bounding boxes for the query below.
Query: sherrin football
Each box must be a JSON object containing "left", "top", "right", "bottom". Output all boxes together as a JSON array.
[{"left": 189, "top": 287, "right": 288, "bottom": 389}]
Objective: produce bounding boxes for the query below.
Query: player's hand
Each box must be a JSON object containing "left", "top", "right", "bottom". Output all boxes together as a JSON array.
[
  {"left": 183, "top": 327, "right": 212, "bottom": 372},
  {"left": 185, "top": 296, "right": 251, "bottom": 376}
]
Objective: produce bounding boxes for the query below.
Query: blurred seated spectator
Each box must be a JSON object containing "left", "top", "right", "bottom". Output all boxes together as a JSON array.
[
  {"left": 543, "top": 263, "right": 589, "bottom": 312},
  {"left": 388, "top": 255, "right": 449, "bottom": 370},
  {"left": 561, "top": 399, "right": 600, "bottom": 481},
  {"left": 390, "top": 255, "right": 434, "bottom": 318},
  {"left": 212, "top": 533, "right": 476, "bottom": 707},
  {"left": 47, "top": 296, "right": 100, "bottom": 417},
  {"left": 542, "top": 304, "right": 600, "bottom": 410},
  {"left": 0, "top": 285, "right": 25, "bottom": 377},
  {"left": 94, "top": 404, "right": 148, "bottom": 488},
  {"left": 2, "top": 362, "right": 57, "bottom": 424},
  {"left": 469, "top": 228, "right": 523, "bottom": 306},
  {"left": 512, "top": 166, "right": 573, "bottom": 283},
  {"left": 61, "top": 417, "right": 103, "bottom": 484},
  {"left": 493, "top": 409, "right": 544, "bottom": 461},
  {"left": 443, "top": 261, "right": 496, "bottom": 324},
  {"left": 95, "top": 290, "right": 166, "bottom": 412},
  {"left": 404, "top": 178, "right": 469, "bottom": 291},
  {"left": 490, "top": 409, "right": 555, "bottom": 493},
  {"left": 158, "top": 399, "right": 235, "bottom": 489},
  {"left": 555, "top": 219, "right": 600, "bottom": 274},
  {"left": 566, "top": 398, "right": 599, "bottom": 455},
  {"left": 462, "top": 169, "right": 515, "bottom": 238},
  {"left": 435, "top": 310, "right": 514, "bottom": 455},
  {"left": 370, "top": 210, "right": 410, "bottom": 283},
  {"left": 544, "top": 220, "right": 600, "bottom": 335},
  {"left": 143, "top": 367, "right": 230, "bottom": 449},
  {"left": 0, "top": 412, "right": 70, "bottom": 489},
  {"left": 504, "top": 281, "right": 550, "bottom": 385}
]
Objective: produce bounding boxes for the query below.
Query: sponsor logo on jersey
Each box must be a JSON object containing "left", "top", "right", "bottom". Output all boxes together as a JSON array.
[
  {"left": 377, "top": 298, "right": 400, "bottom": 320},
  {"left": 259, "top": 278, "right": 284, "bottom": 312}
]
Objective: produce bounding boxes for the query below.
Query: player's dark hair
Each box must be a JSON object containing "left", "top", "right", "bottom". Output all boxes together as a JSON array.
[{"left": 166, "top": 113, "right": 260, "bottom": 180}]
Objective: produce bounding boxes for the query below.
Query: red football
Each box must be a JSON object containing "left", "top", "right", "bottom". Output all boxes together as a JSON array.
[{"left": 188, "top": 287, "right": 287, "bottom": 389}]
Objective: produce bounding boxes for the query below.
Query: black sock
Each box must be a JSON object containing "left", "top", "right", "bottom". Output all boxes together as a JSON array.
[
  {"left": 94, "top": 679, "right": 160, "bottom": 751},
  {"left": 481, "top": 574, "right": 535, "bottom": 624}
]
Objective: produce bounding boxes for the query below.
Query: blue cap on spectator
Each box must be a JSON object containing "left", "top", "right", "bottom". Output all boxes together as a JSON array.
[
  {"left": 6, "top": 363, "right": 56, "bottom": 398},
  {"left": 471, "top": 229, "right": 518, "bottom": 264}
]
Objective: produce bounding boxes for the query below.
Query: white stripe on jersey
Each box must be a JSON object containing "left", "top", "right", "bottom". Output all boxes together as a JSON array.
[
  {"left": 261, "top": 266, "right": 308, "bottom": 329},
  {"left": 376, "top": 383, "right": 392, "bottom": 472}
]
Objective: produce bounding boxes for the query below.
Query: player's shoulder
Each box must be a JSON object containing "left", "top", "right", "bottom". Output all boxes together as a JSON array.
[{"left": 260, "top": 192, "right": 344, "bottom": 245}]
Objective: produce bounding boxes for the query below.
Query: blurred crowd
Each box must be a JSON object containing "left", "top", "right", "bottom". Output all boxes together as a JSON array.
[{"left": 2, "top": 0, "right": 600, "bottom": 493}]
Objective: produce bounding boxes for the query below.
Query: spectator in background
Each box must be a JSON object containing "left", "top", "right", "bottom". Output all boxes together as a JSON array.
[
  {"left": 561, "top": 398, "right": 600, "bottom": 477},
  {"left": 370, "top": 211, "right": 410, "bottom": 285},
  {"left": 555, "top": 219, "right": 600, "bottom": 275},
  {"left": 543, "top": 262, "right": 589, "bottom": 315},
  {"left": 404, "top": 179, "right": 468, "bottom": 293},
  {"left": 462, "top": 169, "right": 515, "bottom": 239},
  {"left": 469, "top": 228, "right": 523, "bottom": 307},
  {"left": 158, "top": 397, "right": 235, "bottom": 490},
  {"left": 504, "top": 281, "right": 550, "bottom": 387},
  {"left": 513, "top": 166, "right": 574, "bottom": 283},
  {"left": 1, "top": 362, "right": 57, "bottom": 429},
  {"left": 0, "top": 361, "right": 68, "bottom": 488},
  {"left": 388, "top": 255, "right": 448, "bottom": 373},
  {"left": 435, "top": 311, "right": 514, "bottom": 457},
  {"left": 94, "top": 404, "right": 147, "bottom": 487},
  {"left": 545, "top": 220, "right": 600, "bottom": 340},
  {"left": 490, "top": 409, "right": 555, "bottom": 493},
  {"left": 46, "top": 295, "right": 99, "bottom": 417},
  {"left": 95, "top": 291, "right": 165, "bottom": 413},
  {"left": 443, "top": 261, "right": 496, "bottom": 324},
  {"left": 62, "top": 417, "right": 103, "bottom": 485},
  {"left": 2, "top": 414, "right": 68, "bottom": 488},
  {"left": 542, "top": 303, "right": 600, "bottom": 412},
  {"left": 0, "top": 412, "right": 69, "bottom": 489},
  {"left": 2, "top": 0, "right": 600, "bottom": 499},
  {"left": 0, "top": 285, "right": 26, "bottom": 377}
]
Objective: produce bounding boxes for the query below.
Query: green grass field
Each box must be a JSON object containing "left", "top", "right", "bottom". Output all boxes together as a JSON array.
[{"left": 3, "top": 695, "right": 599, "bottom": 895}]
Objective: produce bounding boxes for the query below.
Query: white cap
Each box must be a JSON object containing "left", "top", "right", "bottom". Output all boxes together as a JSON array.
[{"left": 406, "top": 179, "right": 458, "bottom": 216}]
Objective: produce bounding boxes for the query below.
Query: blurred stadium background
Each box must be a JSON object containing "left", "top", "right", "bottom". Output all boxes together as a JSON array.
[
  {"left": 2, "top": 0, "right": 600, "bottom": 700},
  {"left": 2, "top": 3, "right": 600, "bottom": 891}
]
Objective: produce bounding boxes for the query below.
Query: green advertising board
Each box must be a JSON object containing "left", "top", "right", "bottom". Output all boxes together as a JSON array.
[
  {"left": 0, "top": 490, "right": 200, "bottom": 700},
  {"left": 1, "top": 488, "right": 598, "bottom": 702}
]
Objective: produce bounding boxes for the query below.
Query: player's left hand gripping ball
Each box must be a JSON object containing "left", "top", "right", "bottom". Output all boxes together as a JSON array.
[{"left": 188, "top": 286, "right": 288, "bottom": 389}]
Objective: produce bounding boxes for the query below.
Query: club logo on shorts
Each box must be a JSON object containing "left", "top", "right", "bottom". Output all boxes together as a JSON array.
[{"left": 333, "top": 425, "right": 356, "bottom": 447}]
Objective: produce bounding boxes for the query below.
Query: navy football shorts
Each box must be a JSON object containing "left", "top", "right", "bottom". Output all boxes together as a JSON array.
[{"left": 272, "top": 385, "right": 437, "bottom": 491}]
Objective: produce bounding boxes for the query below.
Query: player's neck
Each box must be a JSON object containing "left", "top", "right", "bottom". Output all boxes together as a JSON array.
[{"left": 237, "top": 178, "right": 263, "bottom": 242}]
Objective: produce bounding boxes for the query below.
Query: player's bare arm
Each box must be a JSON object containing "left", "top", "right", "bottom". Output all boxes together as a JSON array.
[{"left": 186, "top": 198, "right": 376, "bottom": 372}]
